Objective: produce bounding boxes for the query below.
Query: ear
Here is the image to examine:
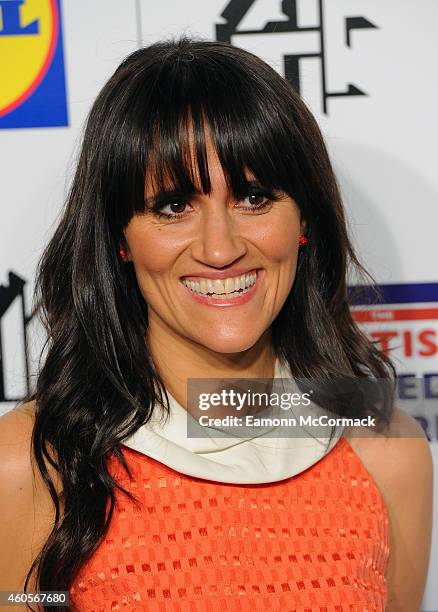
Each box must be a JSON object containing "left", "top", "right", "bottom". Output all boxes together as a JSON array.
[
  {"left": 121, "top": 233, "right": 132, "bottom": 262},
  {"left": 300, "top": 218, "right": 307, "bottom": 234},
  {"left": 124, "top": 245, "right": 132, "bottom": 262}
]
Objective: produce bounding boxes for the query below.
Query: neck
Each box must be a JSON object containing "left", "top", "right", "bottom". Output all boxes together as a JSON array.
[{"left": 146, "top": 313, "right": 277, "bottom": 411}]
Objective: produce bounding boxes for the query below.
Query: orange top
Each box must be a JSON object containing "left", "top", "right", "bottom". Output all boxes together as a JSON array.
[{"left": 69, "top": 436, "right": 389, "bottom": 611}]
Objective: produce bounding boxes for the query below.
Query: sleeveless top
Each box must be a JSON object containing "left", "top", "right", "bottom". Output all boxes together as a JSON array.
[{"left": 68, "top": 436, "right": 390, "bottom": 611}]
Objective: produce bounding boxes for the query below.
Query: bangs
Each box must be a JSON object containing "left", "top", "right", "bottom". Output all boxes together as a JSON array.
[{"left": 121, "top": 47, "right": 303, "bottom": 219}]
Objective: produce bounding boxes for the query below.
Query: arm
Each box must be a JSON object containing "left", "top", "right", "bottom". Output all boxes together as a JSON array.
[
  {"left": 351, "top": 407, "right": 434, "bottom": 611},
  {"left": 383, "top": 412, "right": 433, "bottom": 611},
  {"left": 0, "top": 403, "right": 61, "bottom": 612}
]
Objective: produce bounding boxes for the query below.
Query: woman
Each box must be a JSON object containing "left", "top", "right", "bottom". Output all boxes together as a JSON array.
[{"left": 0, "top": 36, "right": 433, "bottom": 611}]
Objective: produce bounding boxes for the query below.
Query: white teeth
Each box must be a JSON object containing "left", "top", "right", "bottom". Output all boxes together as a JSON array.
[
  {"left": 224, "top": 278, "right": 234, "bottom": 293},
  {"left": 213, "top": 279, "right": 224, "bottom": 294},
  {"left": 209, "top": 291, "right": 249, "bottom": 299},
  {"left": 182, "top": 272, "right": 257, "bottom": 296}
]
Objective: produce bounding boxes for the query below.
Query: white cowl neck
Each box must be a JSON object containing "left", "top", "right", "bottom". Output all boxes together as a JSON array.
[{"left": 122, "top": 357, "right": 345, "bottom": 484}]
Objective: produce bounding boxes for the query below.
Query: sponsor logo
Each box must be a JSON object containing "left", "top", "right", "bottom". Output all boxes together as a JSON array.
[
  {"left": 0, "top": 0, "right": 68, "bottom": 128},
  {"left": 216, "top": 0, "right": 378, "bottom": 114},
  {"left": 350, "top": 282, "right": 438, "bottom": 441},
  {"left": 0, "top": 271, "right": 36, "bottom": 403}
]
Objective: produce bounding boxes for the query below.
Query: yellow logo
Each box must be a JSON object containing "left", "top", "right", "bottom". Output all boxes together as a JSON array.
[{"left": 0, "top": 0, "right": 57, "bottom": 117}]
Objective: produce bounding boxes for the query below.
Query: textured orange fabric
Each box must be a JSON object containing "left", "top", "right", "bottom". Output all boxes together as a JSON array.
[{"left": 69, "top": 436, "right": 389, "bottom": 611}]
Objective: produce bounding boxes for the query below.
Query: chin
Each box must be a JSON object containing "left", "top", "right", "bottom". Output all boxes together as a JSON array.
[{"left": 195, "top": 331, "right": 262, "bottom": 355}]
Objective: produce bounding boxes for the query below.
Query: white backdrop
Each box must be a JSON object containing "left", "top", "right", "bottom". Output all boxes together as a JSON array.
[{"left": 1, "top": 1, "right": 437, "bottom": 608}]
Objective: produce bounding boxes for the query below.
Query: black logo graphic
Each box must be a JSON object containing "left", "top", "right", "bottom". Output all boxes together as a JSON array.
[
  {"left": 216, "top": 0, "right": 378, "bottom": 114},
  {"left": 0, "top": 271, "right": 36, "bottom": 402}
]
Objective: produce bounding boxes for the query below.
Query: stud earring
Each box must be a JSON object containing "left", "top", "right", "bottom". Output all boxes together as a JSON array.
[
  {"left": 119, "top": 247, "right": 127, "bottom": 261},
  {"left": 298, "top": 234, "right": 308, "bottom": 246}
]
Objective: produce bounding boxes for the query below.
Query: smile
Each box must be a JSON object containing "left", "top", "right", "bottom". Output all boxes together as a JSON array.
[{"left": 181, "top": 271, "right": 257, "bottom": 298}]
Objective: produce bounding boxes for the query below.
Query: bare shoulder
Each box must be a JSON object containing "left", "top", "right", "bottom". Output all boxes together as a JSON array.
[
  {"left": 345, "top": 406, "right": 433, "bottom": 496},
  {"left": 0, "top": 401, "right": 62, "bottom": 599},
  {"left": 345, "top": 406, "right": 434, "bottom": 612},
  {"left": 0, "top": 400, "right": 39, "bottom": 474}
]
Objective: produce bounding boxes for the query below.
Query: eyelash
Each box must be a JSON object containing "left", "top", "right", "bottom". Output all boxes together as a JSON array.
[{"left": 151, "top": 189, "right": 280, "bottom": 221}]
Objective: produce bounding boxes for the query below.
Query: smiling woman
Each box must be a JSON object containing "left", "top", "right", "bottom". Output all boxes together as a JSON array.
[
  {"left": 0, "top": 36, "right": 432, "bottom": 612},
  {"left": 123, "top": 132, "right": 305, "bottom": 356}
]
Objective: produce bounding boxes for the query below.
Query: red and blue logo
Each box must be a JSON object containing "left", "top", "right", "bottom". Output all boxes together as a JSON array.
[
  {"left": 0, "top": 0, "right": 68, "bottom": 129},
  {"left": 349, "top": 282, "right": 438, "bottom": 440}
]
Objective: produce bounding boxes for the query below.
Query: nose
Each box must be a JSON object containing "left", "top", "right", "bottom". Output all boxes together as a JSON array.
[{"left": 190, "top": 201, "right": 247, "bottom": 268}]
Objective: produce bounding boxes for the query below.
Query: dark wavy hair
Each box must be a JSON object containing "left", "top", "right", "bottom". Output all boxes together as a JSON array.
[{"left": 19, "top": 35, "right": 395, "bottom": 609}]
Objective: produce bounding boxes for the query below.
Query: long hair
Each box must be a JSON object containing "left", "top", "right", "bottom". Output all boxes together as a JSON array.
[{"left": 20, "top": 36, "right": 395, "bottom": 609}]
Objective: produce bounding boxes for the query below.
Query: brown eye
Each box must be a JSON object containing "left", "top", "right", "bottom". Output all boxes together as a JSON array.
[
  {"left": 151, "top": 198, "right": 193, "bottom": 221},
  {"left": 247, "top": 193, "right": 267, "bottom": 206},
  {"left": 168, "top": 201, "right": 187, "bottom": 214}
]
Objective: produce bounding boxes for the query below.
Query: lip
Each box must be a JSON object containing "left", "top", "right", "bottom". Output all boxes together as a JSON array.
[
  {"left": 181, "top": 267, "right": 259, "bottom": 281},
  {"left": 180, "top": 269, "right": 263, "bottom": 307}
]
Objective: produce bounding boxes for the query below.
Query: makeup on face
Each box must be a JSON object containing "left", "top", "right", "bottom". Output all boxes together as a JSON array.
[{"left": 123, "top": 132, "right": 305, "bottom": 357}]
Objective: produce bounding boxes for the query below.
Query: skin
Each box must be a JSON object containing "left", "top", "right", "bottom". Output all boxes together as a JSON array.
[
  {"left": 344, "top": 415, "right": 433, "bottom": 611},
  {"left": 123, "top": 130, "right": 306, "bottom": 409},
  {"left": 0, "top": 131, "right": 432, "bottom": 611},
  {"left": 121, "top": 128, "right": 433, "bottom": 609}
]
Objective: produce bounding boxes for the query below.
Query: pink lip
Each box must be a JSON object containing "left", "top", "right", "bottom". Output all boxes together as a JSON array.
[
  {"left": 181, "top": 267, "right": 259, "bottom": 281},
  {"left": 180, "top": 269, "right": 263, "bottom": 307}
]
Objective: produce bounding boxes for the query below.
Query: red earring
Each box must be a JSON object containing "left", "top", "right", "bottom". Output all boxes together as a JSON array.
[
  {"left": 298, "top": 234, "right": 308, "bottom": 246},
  {"left": 119, "top": 247, "right": 126, "bottom": 260}
]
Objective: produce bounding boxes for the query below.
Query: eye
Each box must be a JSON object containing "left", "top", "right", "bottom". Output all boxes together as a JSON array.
[
  {"left": 149, "top": 186, "right": 281, "bottom": 221},
  {"left": 248, "top": 191, "right": 268, "bottom": 205},
  {"left": 240, "top": 188, "right": 279, "bottom": 213},
  {"left": 151, "top": 199, "right": 192, "bottom": 221},
  {"left": 160, "top": 201, "right": 188, "bottom": 215}
]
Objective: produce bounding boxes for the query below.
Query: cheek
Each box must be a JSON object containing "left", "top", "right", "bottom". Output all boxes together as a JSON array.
[
  {"left": 125, "top": 222, "right": 180, "bottom": 274},
  {"left": 255, "top": 209, "right": 300, "bottom": 262}
]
